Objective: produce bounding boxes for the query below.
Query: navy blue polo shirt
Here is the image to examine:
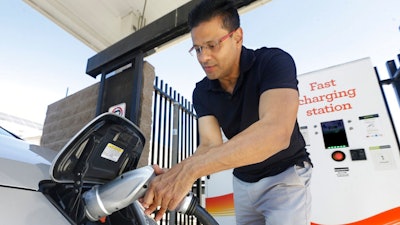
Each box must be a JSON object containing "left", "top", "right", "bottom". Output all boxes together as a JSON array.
[{"left": 193, "top": 46, "right": 311, "bottom": 182}]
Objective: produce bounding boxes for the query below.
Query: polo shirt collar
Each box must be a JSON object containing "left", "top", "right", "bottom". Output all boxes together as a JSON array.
[{"left": 208, "top": 46, "right": 256, "bottom": 93}]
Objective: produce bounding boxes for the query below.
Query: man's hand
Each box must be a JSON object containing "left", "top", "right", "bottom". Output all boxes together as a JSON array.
[{"left": 141, "top": 163, "right": 196, "bottom": 221}]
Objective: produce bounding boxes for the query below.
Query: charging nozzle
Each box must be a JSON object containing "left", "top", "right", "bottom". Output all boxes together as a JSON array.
[
  {"left": 83, "top": 166, "right": 155, "bottom": 221},
  {"left": 175, "top": 192, "right": 197, "bottom": 214},
  {"left": 83, "top": 165, "right": 219, "bottom": 225},
  {"left": 176, "top": 192, "right": 219, "bottom": 225}
]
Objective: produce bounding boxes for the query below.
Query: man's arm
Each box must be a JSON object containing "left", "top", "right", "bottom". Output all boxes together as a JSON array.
[
  {"left": 141, "top": 115, "right": 223, "bottom": 220},
  {"left": 188, "top": 88, "right": 299, "bottom": 174},
  {"left": 142, "top": 88, "right": 299, "bottom": 220},
  {"left": 193, "top": 115, "right": 224, "bottom": 155}
]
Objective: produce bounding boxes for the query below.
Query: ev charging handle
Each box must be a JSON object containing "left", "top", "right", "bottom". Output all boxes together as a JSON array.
[
  {"left": 83, "top": 166, "right": 155, "bottom": 221},
  {"left": 83, "top": 166, "right": 219, "bottom": 225}
]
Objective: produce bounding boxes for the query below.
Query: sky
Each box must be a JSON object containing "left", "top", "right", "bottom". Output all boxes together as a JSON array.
[
  {"left": 0, "top": 1, "right": 98, "bottom": 124},
  {"left": 0, "top": 0, "right": 399, "bottom": 130}
]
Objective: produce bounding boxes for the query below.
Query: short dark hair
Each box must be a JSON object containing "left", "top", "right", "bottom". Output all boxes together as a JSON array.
[{"left": 188, "top": 0, "right": 240, "bottom": 32}]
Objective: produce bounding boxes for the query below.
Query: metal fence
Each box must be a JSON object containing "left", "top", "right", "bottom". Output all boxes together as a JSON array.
[{"left": 150, "top": 76, "right": 201, "bottom": 225}]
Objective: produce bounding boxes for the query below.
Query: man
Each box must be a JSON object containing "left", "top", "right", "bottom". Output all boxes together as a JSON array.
[{"left": 142, "top": 0, "right": 312, "bottom": 224}]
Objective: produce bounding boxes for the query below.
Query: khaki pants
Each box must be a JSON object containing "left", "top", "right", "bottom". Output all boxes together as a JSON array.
[{"left": 233, "top": 162, "right": 312, "bottom": 225}]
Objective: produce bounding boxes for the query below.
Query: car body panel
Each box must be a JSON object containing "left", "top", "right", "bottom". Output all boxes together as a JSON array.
[
  {"left": 0, "top": 186, "right": 70, "bottom": 224},
  {"left": 0, "top": 135, "right": 54, "bottom": 190}
]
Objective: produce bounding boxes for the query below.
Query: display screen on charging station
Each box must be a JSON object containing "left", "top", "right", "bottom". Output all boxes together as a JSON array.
[{"left": 321, "top": 119, "right": 349, "bottom": 149}]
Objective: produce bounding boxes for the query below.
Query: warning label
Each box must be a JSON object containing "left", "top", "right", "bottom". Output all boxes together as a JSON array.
[{"left": 101, "top": 143, "right": 124, "bottom": 162}]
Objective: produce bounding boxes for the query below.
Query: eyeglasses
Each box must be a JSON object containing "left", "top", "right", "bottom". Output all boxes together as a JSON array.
[{"left": 188, "top": 29, "right": 236, "bottom": 56}]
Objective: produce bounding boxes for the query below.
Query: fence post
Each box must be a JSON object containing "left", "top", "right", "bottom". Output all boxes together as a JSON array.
[{"left": 169, "top": 101, "right": 180, "bottom": 225}]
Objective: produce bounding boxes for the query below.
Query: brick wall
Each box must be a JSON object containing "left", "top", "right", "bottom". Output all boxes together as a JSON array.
[
  {"left": 41, "top": 62, "right": 155, "bottom": 167},
  {"left": 41, "top": 83, "right": 98, "bottom": 152}
]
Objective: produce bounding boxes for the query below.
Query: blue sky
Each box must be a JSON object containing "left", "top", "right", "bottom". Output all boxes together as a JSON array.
[
  {"left": 1, "top": 0, "right": 399, "bottom": 125},
  {"left": 0, "top": 1, "right": 97, "bottom": 123}
]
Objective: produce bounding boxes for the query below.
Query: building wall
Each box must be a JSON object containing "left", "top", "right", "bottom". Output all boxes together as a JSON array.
[
  {"left": 41, "top": 61, "right": 155, "bottom": 167},
  {"left": 41, "top": 82, "right": 98, "bottom": 152}
]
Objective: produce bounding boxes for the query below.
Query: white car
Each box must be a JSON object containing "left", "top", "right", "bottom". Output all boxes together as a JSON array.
[{"left": 0, "top": 114, "right": 157, "bottom": 225}]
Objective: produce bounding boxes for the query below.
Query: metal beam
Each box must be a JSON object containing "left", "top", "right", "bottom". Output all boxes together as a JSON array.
[{"left": 86, "top": 0, "right": 199, "bottom": 77}]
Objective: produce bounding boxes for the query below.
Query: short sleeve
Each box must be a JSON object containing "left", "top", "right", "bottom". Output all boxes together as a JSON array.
[
  {"left": 192, "top": 79, "right": 212, "bottom": 118},
  {"left": 257, "top": 48, "right": 298, "bottom": 95}
]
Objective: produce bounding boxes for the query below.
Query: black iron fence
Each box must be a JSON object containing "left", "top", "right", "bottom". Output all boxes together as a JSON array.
[{"left": 150, "top": 76, "right": 201, "bottom": 225}]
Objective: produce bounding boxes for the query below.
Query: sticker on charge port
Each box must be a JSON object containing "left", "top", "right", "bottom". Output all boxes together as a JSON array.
[{"left": 101, "top": 143, "right": 124, "bottom": 162}]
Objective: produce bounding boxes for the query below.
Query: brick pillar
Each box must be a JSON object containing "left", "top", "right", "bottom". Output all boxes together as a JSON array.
[{"left": 137, "top": 61, "right": 155, "bottom": 167}]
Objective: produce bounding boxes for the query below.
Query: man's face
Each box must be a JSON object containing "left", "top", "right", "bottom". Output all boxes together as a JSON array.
[{"left": 190, "top": 16, "right": 242, "bottom": 80}]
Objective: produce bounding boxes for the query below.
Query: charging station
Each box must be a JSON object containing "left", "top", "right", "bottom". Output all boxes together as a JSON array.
[
  {"left": 298, "top": 58, "right": 400, "bottom": 224},
  {"left": 205, "top": 58, "right": 400, "bottom": 224}
]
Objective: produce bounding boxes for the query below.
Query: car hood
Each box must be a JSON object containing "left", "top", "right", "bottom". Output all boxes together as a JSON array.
[
  {"left": 50, "top": 113, "right": 145, "bottom": 184},
  {"left": 0, "top": 135, "right": 58, "bottom": 190}
]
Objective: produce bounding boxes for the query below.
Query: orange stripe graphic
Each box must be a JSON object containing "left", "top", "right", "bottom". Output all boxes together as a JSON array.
[
  {"left": 205, "top": 193, "right": 235, "bottom": 216},
  {"left": 311, "top": 207, "right": 400, "bottom": 225}
]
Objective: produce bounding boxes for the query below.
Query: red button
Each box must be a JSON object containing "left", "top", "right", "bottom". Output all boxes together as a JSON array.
[{"left": 332, "top": 151, "right": 346, "bottom": 161}]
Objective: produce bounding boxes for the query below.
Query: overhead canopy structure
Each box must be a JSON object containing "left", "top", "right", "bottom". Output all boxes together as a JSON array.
[
  {"left": 23, "top": 0, "right": 191, "bottom": 52},
  {"left": 24, "top": 0, "right": 270, "bottom": 76}
]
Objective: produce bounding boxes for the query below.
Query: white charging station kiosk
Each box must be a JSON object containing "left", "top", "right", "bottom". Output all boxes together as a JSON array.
[{"left": 205, "top": 58, "right": 400, "bottom": 225}]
